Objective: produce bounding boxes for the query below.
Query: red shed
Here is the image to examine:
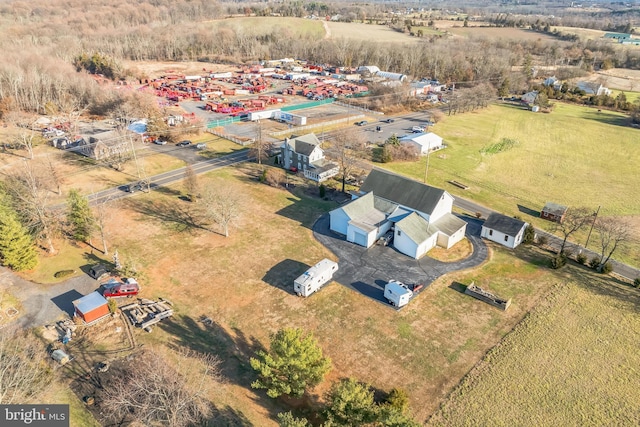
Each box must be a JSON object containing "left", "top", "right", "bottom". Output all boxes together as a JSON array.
[{"left": 73, "top": 291, "right": 110, "bottom": 324}]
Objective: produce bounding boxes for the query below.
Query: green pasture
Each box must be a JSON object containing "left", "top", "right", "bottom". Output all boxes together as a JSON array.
[
  {"left": 609, "top": 89, "right": 640, "bottom": 103},
  {"left": 387, "top": 103, "right": 640, "bottom": 216}
]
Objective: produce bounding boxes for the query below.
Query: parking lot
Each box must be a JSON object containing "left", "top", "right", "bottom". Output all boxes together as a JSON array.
[{"left": 313, "top": 214, "right": 488, "bottom": 309}]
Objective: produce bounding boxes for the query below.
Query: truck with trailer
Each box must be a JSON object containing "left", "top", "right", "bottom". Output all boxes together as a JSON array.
[
  {"left": 294, "top": 259, "right": 338, "bottom": 297},
  {"left": 100, "top": 277, "right": 140, "bottom": 298},
  {"left": 384, "top": 280, "right": 413, "bottom": 307}
]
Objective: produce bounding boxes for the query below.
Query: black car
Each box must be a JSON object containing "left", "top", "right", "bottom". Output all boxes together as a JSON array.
[
  {"left": 176, "top": 140, "right": 192, "bottom": 147},
  {"left": 381, "top": 118, "right": 395, "bottom": 123},
  {"left": 88, "top": 264, "right": 109, "bottom": 280},
  {"left": 126, "top": 182, "right": 144, "bottom": 193}
]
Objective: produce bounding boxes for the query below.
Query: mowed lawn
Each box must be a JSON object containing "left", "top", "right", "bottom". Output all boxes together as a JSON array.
[
  {"left": 448, "top": 26, "right": 559, "bottom": 42},
  {"left": 326, "top": 21, "right": 423, "bottom": 43},
  {"left": 205, "top": 16, "right": 325, "bottom": 39},
  {"left": 428, "top": 272, "right": 640, "bottom": 426},
  {"left": 96, "top": 164, "right": 565, "bottom": 424},
  {"left": 386, "top": 102, "right": 640, "bottom": 266}
]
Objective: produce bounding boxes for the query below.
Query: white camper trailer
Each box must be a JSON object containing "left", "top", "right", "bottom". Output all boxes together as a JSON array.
[
  {"left": 294, "top": 259, "right": 338, "bottom": 297},
  {"left": 384, "top": 280, "right": 413, "bottom": 307}
]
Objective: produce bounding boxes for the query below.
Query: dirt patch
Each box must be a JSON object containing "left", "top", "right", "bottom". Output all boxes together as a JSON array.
[{"left": 123, "top": 60, "right": 237, "bottom": 80}]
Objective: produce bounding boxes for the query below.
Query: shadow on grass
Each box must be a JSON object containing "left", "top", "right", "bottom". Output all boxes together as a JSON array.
[
  {"left": 263, "top": 259, "right": 309, "bottom": 295},
  {"left": 129, "top": 198, "right": 209, "bottom": 234},
  {"left": 205, "top": 403, "right": 253, "bottom": 426},
  {"left": 448, "top": 281, "right": 468, "bottom": 293},
  {"left": 567, "top": 265, "right": 640, "bottom": 313},
  {"left": 517, "top": 204, "right": 540, "bottom": 218},
  {"left": 581, "top": 109, "right": 630, "bottom": 128}
]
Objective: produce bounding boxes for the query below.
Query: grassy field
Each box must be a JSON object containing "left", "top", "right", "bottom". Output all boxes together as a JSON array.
[
  {"left": 552, "top": 26, "right": 607, "bottom": 41},
  {"left": 326, "top": 21, "right": 422, "bottom": 43},
  {"left": 78, "top": 164, "right": 568, "bottom": 424},
  {"left": 206, "top": 16, "right": 325, "bottom": 40},
  {"left": 447, "top": 26, "right": 559, "bottom": 42},
  {"left": 609, "top": 89, "right": 640, "bottom": 102},
  {"left": 385, "top": 102, "right": 640, "bottom": 266},
  {"left": 428, "top": 271, "right": 640, "bottom": 426}
]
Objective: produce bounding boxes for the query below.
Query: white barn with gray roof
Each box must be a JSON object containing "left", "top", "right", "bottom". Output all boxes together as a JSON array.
[{"left": 329, "top": 169, "right": 467, "bottom": 259}]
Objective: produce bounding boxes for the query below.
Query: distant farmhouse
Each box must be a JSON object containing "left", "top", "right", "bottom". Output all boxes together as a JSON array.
[
  {"left": 329, "top": 169, "right": 467, "bottom": 259},
  {"left": 76, "top": 130, "right": 131, "bottom": 161},
  {"left": 542, "top": 76, "right": 563, "bottom": 91},
  {"left": 576, "top": 82, "right": 612, "bottom": 96},
  {"left": 279, "top": 133, "right": 339, "bottom": 182}
]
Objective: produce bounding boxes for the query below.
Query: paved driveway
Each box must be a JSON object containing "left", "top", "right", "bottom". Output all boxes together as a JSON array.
[{"left": 312, "top": 215, "right": 488, "bottom": 309}]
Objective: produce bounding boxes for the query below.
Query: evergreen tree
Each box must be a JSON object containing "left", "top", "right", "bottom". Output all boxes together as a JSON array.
[
  {"left": 66, "top": 189, "right": 95, "bottom": 242},
  {"left": 325, "top": 378, "right": 376, "bottom": 426},
  {"left": 0, "top": 203, "right": 38, "bottom": 271},
  {"left": 250, "top": 328, "right": 331, "bottom": 398}
]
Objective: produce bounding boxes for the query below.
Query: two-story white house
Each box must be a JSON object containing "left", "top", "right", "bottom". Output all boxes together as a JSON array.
[
  {"left": 280, "top": 133, "right": 339, "bottom": 182},
  {"left": 329, "top": 169, "right": 467, "bottom": 259}
]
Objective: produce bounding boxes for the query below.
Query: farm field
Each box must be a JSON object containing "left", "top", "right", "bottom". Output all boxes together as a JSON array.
[
  {"left": 447, "top": 26, "right": 559, "bottom": 42},
  {"left": 326, "top": 21, "right": 423, "bottom": 43},
  {"left": 552, "top": 25, "right": 607, "bottom": 41},
  {"left": 385, "top": 102, "right": 640, "bottom": 266},
  {"left": 428, "top": 272, "right": 640, "bottom": 426},
  {"left": 49, "top": 163, "right": 569, "bottom": 424},
  {"left": 205, "top": 16, "right": 325, "bottom": 40}
]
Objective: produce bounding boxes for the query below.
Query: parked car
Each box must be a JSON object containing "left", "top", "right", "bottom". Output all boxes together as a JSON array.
[
  {"left": 412, "top": 126, "right": 426, "bottom": 133},
  {"left": 125, "top": 182, "right": 144, "bottom": 193},
  {"left": 196, "top": 143, "right": 207, "bottom": 149},
  {"left": 378, "top": 230, "right": 394, "bottom": 246},
  {"left": 154, "top": 140, "right": 168, "bottom": 145},
  {"left": 88, "top": 264, "right": 109, "bottom": 280},
  {"left": 176, "top": 140, "right": 192, "bottom": 147},
  {"left": 354, "top": 120, "right": 368, "bottom": 126},
  {"left": 381, "top": 118, "right": 395, "bottom": 123}
]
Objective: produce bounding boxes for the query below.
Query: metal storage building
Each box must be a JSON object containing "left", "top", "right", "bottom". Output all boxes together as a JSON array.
[{"left": 73, "top": 291, "right": 110, "bottom": 324}]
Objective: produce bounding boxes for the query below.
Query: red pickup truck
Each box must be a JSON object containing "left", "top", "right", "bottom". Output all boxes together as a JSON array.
[{"left": 100, "top": 278, "right": 140, "bottom": 298}]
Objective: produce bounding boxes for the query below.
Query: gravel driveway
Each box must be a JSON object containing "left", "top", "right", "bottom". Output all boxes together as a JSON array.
[
  {"left": 0, "top": 268, "right": 99, "bottom": 329},
  {"left": 312, "top": 214, "right": 488, "bottom": 309}
]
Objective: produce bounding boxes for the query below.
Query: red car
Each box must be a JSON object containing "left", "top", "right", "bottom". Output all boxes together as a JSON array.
[{"left": 100, "top": 278, "right": 140, "bottom": 298}]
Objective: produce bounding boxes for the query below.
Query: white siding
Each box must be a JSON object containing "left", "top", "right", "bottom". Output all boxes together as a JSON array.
[
  {"left": 430, "top": 193, "right": 454, "bottom": 223},
  {"left": 394, "top": 228, "right": 418, "bottom": 258},
  {"left": 415, "top": 233, "right": 438, "bottom": 259},
  {"left": 482, "top": 226, "right": 517, "bottom": 249},
  {"left": 347, "top": 224, "right": 376, "bottom": 248},
  {"left": 329, "top": 208, "right": 349, "bottom": 235}
]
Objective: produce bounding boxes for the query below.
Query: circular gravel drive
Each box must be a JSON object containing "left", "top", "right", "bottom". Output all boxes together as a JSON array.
[{"left": 312, "top": 214, "right": 488, "bottom": 308}]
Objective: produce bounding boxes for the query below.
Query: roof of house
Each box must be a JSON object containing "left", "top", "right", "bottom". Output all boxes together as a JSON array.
[
  {"left": 395, "top": 212, "right": 435, "bottom": 245},
  {"left": 542, "top": 202, "right": 568, "bottom": 216},
  {"left": 430, "top": 212, "right": 467, "bottom": 236},
  {"left": 400, "top": 132, "right": 443, "bottom": 146},
  {"left": 285, "top": 133, "right": 321, "bottom": 156},
  {"left": 576, "top": 81, "right": 604, "bottom": 94},
  {"left": 73, "top": 291, "right": 108, "bottom": 314},
  {"left": 310, "top": 158, "right": 338, "bottom": 173},
  {"left": 360, "top": 168, "right": 447, "bottom": 216},
  {"left": 341, "top": 192, "right": 376, "bottom": 219},
  {"left": 483, "top": 213, "right": 527, "bottom": 237}
]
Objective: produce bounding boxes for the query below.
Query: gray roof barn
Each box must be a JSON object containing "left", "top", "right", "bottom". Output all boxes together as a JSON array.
[
  {"left": 483, "top": 213, "right": 527, "bottom": 237},
  {"left": 360, "top": 169, "right": 445, "bottom": 216}
]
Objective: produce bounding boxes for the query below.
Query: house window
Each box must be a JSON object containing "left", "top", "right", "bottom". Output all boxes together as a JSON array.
[
  {"left": 489, "top": 229, "right": 493, "bottom": 236},
  {"left": 504, "top": 235, "right": 509, "bottom": 242},
  {"left": 397, "top": 230, "right": 401, "bottom": 236}
]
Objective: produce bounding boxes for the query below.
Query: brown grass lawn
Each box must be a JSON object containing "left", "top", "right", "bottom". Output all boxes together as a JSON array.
[
  {"left": 326, "top": 21, "right": 422, "bottom": 44},
  {"left": 82, "top": 163, "right": 570, "bottom": 424},
  {"left": 447, "top": 27, "right": 559, "bottom": 42},
  {"left": 428, "top": 269, "right": 640, "bottom": 426}
]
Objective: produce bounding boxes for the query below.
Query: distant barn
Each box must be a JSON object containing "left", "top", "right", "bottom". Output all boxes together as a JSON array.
[{"left": 540, "top": 202, "right": 568, "bottom": 223}]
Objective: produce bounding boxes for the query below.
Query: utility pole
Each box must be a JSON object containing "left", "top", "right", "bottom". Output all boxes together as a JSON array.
[
  {"left": 584, "top": 205, "right": 601, "bottom": 248},
  {"left": 424, "top": 148, "right": 431, "bottom": 184}
]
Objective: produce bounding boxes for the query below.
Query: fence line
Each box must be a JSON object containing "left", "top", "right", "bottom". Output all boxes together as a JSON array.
[
  {"left": 206, "top": 129, "right": 254, "bottom": 146},
  {"left": 269, "top": 114, "right": 365, "bottom": 138},
  {"left": 334, "top": 101, "right": 384, "bottom": 115}
]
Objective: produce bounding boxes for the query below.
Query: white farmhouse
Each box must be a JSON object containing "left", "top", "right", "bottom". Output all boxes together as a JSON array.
[
  {"left": 481, "top": 213, "right": 528, "bottom": 249},
  {"left": 329, "top": 169, "right": 467, "bottom": 259},
  {"left": 399, "top": 132, "right": 444, "bottom": 155}
]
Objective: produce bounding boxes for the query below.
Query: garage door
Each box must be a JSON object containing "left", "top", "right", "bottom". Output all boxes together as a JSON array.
[{"left": 353, "top": 231, "right": 368, "bottom": 247}]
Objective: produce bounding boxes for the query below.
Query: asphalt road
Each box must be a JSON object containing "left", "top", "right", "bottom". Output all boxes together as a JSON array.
[{"left": 88, "top": 149, "right": 250, "bottom": 204}]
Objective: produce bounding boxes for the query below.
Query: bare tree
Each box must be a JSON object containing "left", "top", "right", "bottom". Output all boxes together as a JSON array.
[
  {"left": 201, "top": 186, "right": 242, "bottom": 237},
  {"left": 44, "top": 153, "right": 65, "bottom": 195},
  {"left": 265, "top": 168, "right": 286, "bottom": 188},
  {"left": 183, "top": 164, "right": 199, "bottom": 202},
  {"left": 593, "top": 217, "right": 631, "bottom": 269},
  {"left": 329, "top": 128, "right": 366, "bottom": 193},
  {"left": 93, "top": 196, "right": 116, "bottom": 255},
  {"left": 0, "top": 327, "right": 53, "bottom": 404},
  {"left": 99, "top": 348, "right": 220, "bottom": 427},
  {"left": 6, "top": 112, "right": 41, "bottom": 160},
  {"left": 550, "top": 207, "right": 594, "bottom": 255},
  {"left": 7, "top": 160, "right": 59, "bottom": 253}
]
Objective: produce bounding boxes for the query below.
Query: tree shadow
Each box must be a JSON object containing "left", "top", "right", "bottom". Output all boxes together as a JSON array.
[
  {"left": 262, "top": 259, "right": 309, "bottom": 295},
  {"left": 581, "top": 109, "right": 631, "bottom": 128},
  {"left": 128, "top": 198, "right": 209, "bottom": 234},
  {"left": 275, "top": 195, "right": 336, "bottom": 230},
  {"left": 567, "top": 265, "right": 640, "bottom": 313},
  {"left": 517, "top": 204, "right": 540, "bottom": 218},
  {"left": 204, "top": 403, "right": 253, "bottom": 426},
  {"left": 151, "top": 184, "right": 184, "bottom": 199}
]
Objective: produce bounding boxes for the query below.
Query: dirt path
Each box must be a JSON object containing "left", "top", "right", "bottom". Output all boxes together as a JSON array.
[
  {"left": 323, "top": 20, "right": 331, "bottom": 39},
  {"left": 0, "top": 267, "right": 97, "bottom": 329}
]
